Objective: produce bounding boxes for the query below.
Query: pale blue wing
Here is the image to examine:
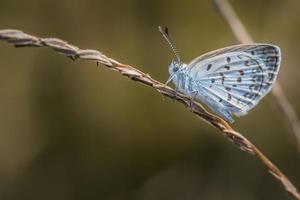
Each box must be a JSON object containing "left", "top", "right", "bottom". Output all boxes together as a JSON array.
[{"left": 186, "top": 44, "right": 281, "bottom": 122}]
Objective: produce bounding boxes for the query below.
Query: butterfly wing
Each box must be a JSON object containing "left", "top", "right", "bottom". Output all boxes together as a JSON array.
[{"left": 186, "top": 44, "right": 281, "bottom": 122}]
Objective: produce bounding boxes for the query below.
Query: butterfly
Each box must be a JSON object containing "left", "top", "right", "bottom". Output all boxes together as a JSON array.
[{"left": 159, "top": 26, "right": 281, "bottom": 123}]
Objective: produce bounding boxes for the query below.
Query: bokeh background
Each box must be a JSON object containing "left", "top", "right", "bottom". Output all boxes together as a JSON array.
[{"left": 0, "top": 0, "right": 300, "bottom": 199}]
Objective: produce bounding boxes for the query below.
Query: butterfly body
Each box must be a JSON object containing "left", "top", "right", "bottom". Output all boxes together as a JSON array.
[{"left": 168, "top": 44, "right": 281, "bottom": 123}]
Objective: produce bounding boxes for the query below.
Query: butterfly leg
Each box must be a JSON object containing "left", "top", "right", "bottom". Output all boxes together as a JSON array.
[
  {"left": 172, "top": 85, "right": 179, "bottom": 102},
  {"left": 188, "top": 91, "right": 198, "bottom": 110}
]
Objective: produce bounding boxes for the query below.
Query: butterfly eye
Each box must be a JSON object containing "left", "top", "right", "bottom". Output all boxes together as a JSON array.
[{"left": 173, "top": 66, "right": 179, "bottom": 72}]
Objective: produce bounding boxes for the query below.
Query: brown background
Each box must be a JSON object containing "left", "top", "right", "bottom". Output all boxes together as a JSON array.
[{"left": 0, "top": 0, "right": 299, "bottom": 199}]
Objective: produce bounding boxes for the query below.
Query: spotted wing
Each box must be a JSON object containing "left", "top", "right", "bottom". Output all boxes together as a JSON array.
[{"left": 186, "top": 44, "right": 281, "bottom": 122}]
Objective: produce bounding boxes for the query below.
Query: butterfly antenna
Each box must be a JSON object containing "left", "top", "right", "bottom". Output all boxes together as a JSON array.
[{"left": 158, "top": 26, "right": 181, "bottom": 63}]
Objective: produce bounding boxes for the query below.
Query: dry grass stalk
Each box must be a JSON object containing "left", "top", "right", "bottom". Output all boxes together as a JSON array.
[
  {"left": 0, "top": 27, "right": 299, "bottom": 199},
  {"left": 214, "top": 0, "right": 300, "bottom": 151}
]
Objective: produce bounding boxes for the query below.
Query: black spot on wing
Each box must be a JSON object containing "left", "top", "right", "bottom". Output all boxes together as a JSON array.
[
  {"left": 244, "top": 59, "right": 258, "bottom": 67},
  {"left": 224, "top": 65, "right": 230, "bottom": 70},
  {"left": 227, "top": 94, "right": 232, "bottom": 101},
  {"left": 226, "top": 57, "right": 231, "bottom": 63},
  {"left": 268, "top": 73, "right": 275, "bottom": 81},
  {"left": 206, "top": 64, "right": 212, "bottom": 71}
]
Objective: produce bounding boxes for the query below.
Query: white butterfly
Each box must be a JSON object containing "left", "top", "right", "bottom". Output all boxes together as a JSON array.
[{"left": 159, "top": 26, "right": 281, "bottom": 123}]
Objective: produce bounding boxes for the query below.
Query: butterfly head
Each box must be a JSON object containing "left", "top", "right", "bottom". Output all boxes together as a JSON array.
[{"left": 165, "top": 60, "right": 187, "bottom": 86}]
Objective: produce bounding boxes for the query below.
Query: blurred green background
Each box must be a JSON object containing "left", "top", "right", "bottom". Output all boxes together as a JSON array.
[{"left": 0, "top": 0, "right": 300, "bottom": 199}]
